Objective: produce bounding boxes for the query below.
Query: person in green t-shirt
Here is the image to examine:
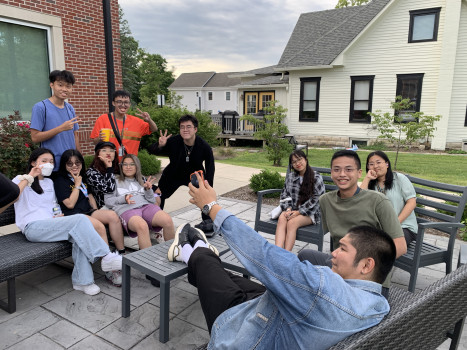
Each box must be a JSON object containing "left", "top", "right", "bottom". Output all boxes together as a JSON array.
[{"left": 298, "top": 150, "right": 407, "bottom": 296}]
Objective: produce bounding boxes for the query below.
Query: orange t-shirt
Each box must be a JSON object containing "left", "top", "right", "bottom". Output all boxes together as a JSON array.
[{"left": 91, "top": 114, "right": 151, "bottom": 157}]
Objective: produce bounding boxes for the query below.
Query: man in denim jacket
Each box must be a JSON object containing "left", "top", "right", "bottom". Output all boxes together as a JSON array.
[{"left": 178, "top": 173, "right": 396, "bottom": 349}]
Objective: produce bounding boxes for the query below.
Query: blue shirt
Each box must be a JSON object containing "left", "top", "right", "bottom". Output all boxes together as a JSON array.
[
  {"left": 210, "top": 209, "right": 390, "bottom": 350},
  {"left": 31, "top": 99, "right": 78, "bottom": 171}
]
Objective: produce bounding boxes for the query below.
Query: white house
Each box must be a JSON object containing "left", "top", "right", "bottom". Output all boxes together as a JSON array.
[
  {"left": 275, "top": 0, "right": 467, "bottom": 150},
  {"left": 169, "top": 72, "right": 241, "bottom": 114}
]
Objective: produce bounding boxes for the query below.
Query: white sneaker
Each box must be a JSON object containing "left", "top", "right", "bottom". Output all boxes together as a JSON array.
[
  {"left": 73, "top": 283, "right": 101, "bottom": 295},
  {"left": 105, "top": 271, "right": 122, "bottom": 287},
  {"left": 101, "top": 252, "right": 122, "bottom": 272}
]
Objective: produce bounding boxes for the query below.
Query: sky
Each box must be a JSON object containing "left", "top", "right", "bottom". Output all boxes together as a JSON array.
[{"left": 119, "top": 0, "right": 338, "bottom": 77}]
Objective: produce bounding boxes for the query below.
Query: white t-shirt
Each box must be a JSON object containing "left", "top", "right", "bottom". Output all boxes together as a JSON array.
[{"left": 13, "top": 177, "right": 55, "bottom": 231}]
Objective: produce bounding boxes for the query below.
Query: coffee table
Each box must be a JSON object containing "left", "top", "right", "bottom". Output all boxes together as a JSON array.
[{"left": 121, "top": 234, "right": 229, "bottom": 343}]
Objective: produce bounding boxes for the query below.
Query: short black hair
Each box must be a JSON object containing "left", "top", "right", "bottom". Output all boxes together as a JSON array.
[
  {"left": 178, "top": 114, "right": 198, "bottom": 128},
  {"left": 347, "top": 226, "right": 396, "bottom": 284},
  {"left": 331, "top": 150, "right": 361, "bottom": 169},
  {"left": 49, "top": 70, "right": 75, "bottom": 85},
  {"left": 112, "top": 90, "right": 131, "bottom": 101}
]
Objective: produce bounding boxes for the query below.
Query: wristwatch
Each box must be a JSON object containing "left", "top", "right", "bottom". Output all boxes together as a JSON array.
[{"left": 202, "top": 201, "right": 218, "bottom": 216}]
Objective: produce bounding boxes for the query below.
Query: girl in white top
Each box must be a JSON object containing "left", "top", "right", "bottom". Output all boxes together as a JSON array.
[{"left": 13, "top": 148, "right": 122, "bottom": 296}]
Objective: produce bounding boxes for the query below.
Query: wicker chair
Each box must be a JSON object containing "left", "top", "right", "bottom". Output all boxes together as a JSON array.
[
  {"left": 197, "top": 245, "right": 467, "bottom": 350},
  {"left": 0, "top": 206, "right": 72, "bottom": 313}
]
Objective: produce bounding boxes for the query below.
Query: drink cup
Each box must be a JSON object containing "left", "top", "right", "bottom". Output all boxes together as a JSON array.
[{"left": 101, "top": 128, "right": 111, "bottom": 142}]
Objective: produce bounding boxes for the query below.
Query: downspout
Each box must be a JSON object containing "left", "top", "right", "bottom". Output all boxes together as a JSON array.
[{"left": 103, "top": 0, "right": 115, "bottom": 113}]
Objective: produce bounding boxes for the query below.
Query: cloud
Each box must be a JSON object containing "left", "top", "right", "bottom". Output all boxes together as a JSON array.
[{"left": 119, "top": 0, "right": 337, "bottom": 75}]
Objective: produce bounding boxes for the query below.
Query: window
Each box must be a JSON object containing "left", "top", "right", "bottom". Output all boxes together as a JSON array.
[
  {"left": 244, "top": 91, "right": 274, "bottom": 114},
  {"left": 396, "top": 73, "right": 424, "bottom": 118},
  {"left": 408, "top": 8, "right": 441, "bottom": 43},
  {"left": 299, "top": 77, "right": 321, "bottom": 122},
  {"left": 0, "top": 19, "right": 51, "bottom": 120},
  {"left": 349, "top": 76, "right": 374, "bottom": 123},
  {"left": 226, "top": 91, "right": 230, "bottom": 101},
  {"left": 208, "top": 92, "right": 213, "bottom": 100}
]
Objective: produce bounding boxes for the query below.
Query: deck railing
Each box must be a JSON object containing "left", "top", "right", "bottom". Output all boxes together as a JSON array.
[{"left": 211, "top": 112, "right": 263, "bottom": 135}]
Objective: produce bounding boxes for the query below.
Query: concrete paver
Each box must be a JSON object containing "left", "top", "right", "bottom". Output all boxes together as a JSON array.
[{"left": 0, "top": 162, "right": 465, "bottom": 349}]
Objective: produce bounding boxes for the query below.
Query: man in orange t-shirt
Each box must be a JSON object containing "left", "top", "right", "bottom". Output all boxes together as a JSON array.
[{"left": 91, "top": 90, "right": 158, "bottom": 158}]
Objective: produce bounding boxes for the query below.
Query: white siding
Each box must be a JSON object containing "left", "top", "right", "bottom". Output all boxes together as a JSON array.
[
  {"left": 287, "top": 0, "right": 466, "bottom": 148},
  {"left": 447, "top": 0, "right": 467, "bottom": 144}
]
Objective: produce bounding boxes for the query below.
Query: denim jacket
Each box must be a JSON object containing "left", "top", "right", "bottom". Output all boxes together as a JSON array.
[{"left": 210, "top": 209, "right": 389, "bottom": 350}]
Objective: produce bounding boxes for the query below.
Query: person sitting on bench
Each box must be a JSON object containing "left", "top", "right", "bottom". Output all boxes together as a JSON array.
[{"left": 167, "top": 172, "right": 396, "bottom": 349}]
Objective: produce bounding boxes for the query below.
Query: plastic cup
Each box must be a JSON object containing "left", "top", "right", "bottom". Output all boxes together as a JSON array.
[{"left": 101, "top": 128, "right": 111, "bottom": 142}]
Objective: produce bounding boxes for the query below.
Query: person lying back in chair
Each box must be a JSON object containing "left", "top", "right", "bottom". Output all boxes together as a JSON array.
[{"left": 167, "top": 172, "right": 396, "bottom": 350}]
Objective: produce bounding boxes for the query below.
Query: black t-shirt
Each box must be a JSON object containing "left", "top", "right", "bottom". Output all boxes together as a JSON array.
[{"left": 53, "top": 175, "right": 93, "bottom": 216}]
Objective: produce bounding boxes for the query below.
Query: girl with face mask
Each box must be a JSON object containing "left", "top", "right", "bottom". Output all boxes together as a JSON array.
[{"left": 12, "top": 148, "right": 123, "bottom": 296}]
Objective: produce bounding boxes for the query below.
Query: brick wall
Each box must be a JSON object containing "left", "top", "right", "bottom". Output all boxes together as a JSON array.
[{"left": 0, "top": 0, "right": 122, "bottom": 155}]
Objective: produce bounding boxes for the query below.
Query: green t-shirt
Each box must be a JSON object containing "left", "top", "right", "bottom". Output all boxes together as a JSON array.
[{"left": 320, "top": 189, "right": 404, "bottom": 249}]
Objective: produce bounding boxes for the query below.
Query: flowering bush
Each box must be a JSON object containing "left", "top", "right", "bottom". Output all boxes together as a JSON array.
[{"left": 0, "top": 111, "right": 37, "bottom": 178}]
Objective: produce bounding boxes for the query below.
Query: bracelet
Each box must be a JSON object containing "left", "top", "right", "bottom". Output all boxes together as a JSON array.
[{"left": 18, "top": 174, "right": 34, "bottom": 187}]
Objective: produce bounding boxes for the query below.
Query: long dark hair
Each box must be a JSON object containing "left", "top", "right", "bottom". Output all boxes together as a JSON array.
[
  {"left": 27, "top": 148, "right": 55, "bottom": 194},
  {"left": 366, "top": 151, "right": 394, "bottom": 191},
  {"left": 89, "top": 147, "right": 119, "bottom": 174},
  {"left": 289, "top": 150, "right": 315, "bottom": 206},
  {"left": 58, "top": 149, "right": 86, "bottom": 179}
]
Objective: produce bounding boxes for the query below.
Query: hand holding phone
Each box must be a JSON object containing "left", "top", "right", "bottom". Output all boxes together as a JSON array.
[{"left": 190, "top": 170, "right": 204, "bottom": 188}]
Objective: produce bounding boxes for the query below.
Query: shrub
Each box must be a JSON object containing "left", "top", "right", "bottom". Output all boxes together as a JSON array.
[
  {"left": 84, "top": 155, "right": 94, "bottom": 169},
  {"left": 138, "top": 149, "right": 161, "bottom": 176},
  {"left": 249, "top": 170, "right": 284, "bottom": 198},
  {"left": 0, "top": 112, "right": 38, "bottom": 178}
]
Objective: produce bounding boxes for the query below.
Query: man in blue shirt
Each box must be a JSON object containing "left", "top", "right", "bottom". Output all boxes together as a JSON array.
[
  {"left": 167, "top": 173, "right": 396, "bottom": 350},
  {"left": 30, "top": 70, "right": 80, "bottom": 171}
]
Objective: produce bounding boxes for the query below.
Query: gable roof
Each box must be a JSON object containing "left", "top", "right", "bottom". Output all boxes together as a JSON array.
[
  {"left": 170, "top": 72, "right": 241, "bottom": 89},
  {"left": 230, "top": 65, "right": 278, "bottom": 78},
  {"left": 277, "top": 0, "right": 392, "bottom": 69},
  {"left": 169, "top": 72, "right": 215, "bottom": 88},
  {"left": 204, "top": 72, "right": 241, "bottom": 87}
]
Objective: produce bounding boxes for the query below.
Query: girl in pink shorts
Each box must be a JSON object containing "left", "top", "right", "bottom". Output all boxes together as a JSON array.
[{"left": 104, "top": 154, "right": 175, "bottom": 250}]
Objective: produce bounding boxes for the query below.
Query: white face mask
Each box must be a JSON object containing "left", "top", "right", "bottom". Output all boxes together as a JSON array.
[{"left": 39, "top": 163, "right": 54, "bottom": 177}]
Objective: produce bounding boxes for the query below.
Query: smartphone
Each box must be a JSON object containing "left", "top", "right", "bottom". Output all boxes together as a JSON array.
[{"left": 190, "top": 170, "right": 204, "bottom": 188}]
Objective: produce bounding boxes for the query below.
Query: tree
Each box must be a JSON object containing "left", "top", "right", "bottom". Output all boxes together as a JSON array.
[
  {"left": 119, "top": 6, "right": 141, "bottom": 103},
  {"left": 241, "top": 101, "right": 293, "bottom": 166},
  {"left": 368, "top": 96, "right": 441, "bottom": 169},
  {"left": 138, "top": 51, "right": 175, "bottom": 107},
  {"left": 335, "top": 0, "right": 370, "bottom": 8}
]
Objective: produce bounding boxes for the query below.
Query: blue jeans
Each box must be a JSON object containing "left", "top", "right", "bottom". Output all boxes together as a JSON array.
[{"left": 24, "top": 214, "right": 110, "bottom": 285}]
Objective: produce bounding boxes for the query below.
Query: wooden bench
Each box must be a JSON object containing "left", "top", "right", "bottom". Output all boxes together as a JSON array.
[{"left": 0, "top": 206, "right": 72, "bottom": 313}]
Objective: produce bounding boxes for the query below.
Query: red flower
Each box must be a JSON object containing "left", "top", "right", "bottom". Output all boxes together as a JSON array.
[{"left": 25, "top": 143, "right": 29, "bottom": 148}]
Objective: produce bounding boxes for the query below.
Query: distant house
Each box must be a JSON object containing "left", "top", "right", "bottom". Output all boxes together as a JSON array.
[
  {"left": 0, "top": 0, "right": 122, "bottom": 155},
  {"left": 275, "top": 0, "right": 467, "bottom": 150},
  {"left": 169, "top": 72, "right": 241, "bottom": 114},
  {"left": 230, "top": 65, "right": 288, "bottom": 116}
]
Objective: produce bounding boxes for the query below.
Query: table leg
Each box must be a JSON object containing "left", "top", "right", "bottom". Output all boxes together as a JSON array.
[
  {"left": 159, "top": 279, "right": 170, "bottom": 342},
  {"left": 122, "top": 262, "right": 131, "bottom": 317}
]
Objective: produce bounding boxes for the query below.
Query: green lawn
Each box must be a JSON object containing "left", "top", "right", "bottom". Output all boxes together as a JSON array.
[{"left": 216, "top": 148, "right": 467, "bottom": 186}]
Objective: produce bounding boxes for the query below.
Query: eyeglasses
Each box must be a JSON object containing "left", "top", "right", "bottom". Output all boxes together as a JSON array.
[
  {"left": 331, "top": 167, "right": 357, "bottom": 174},
  {"left": 180, "top": 125, "right": 194, "bottom": 130},
  {"left": 121, "top": 163, "right": 136, "bottom": 168},
  {"left": 368, "top": 161, "right": 387, "bottom": 167},
  {"left": 66, "top": 161, "right": 82, "bottom": 167},
  {"left": 115, "top": 100, "right": 130, "bottom": 106},
  {"left": 291, "top": 157, "right": 304, "bottom": 166},
  {"left": 100, "top": 149, "right": 116, "bottom": 153}
]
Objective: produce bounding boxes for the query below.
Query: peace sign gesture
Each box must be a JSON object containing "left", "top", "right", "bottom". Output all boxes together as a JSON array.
[
  {"left": 158, "top": 129, "right": 172, "bottom": 147},
  {"left": 143, "top": 176, "right": 156, "bottom": 190},
  {"left": 136, "top": 108, "right": 151, "bottom": 122}
]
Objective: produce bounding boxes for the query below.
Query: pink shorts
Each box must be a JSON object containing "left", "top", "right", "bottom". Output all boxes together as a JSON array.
[{"left": 120, "top": 204, "right": 162, "bottom": 237}]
